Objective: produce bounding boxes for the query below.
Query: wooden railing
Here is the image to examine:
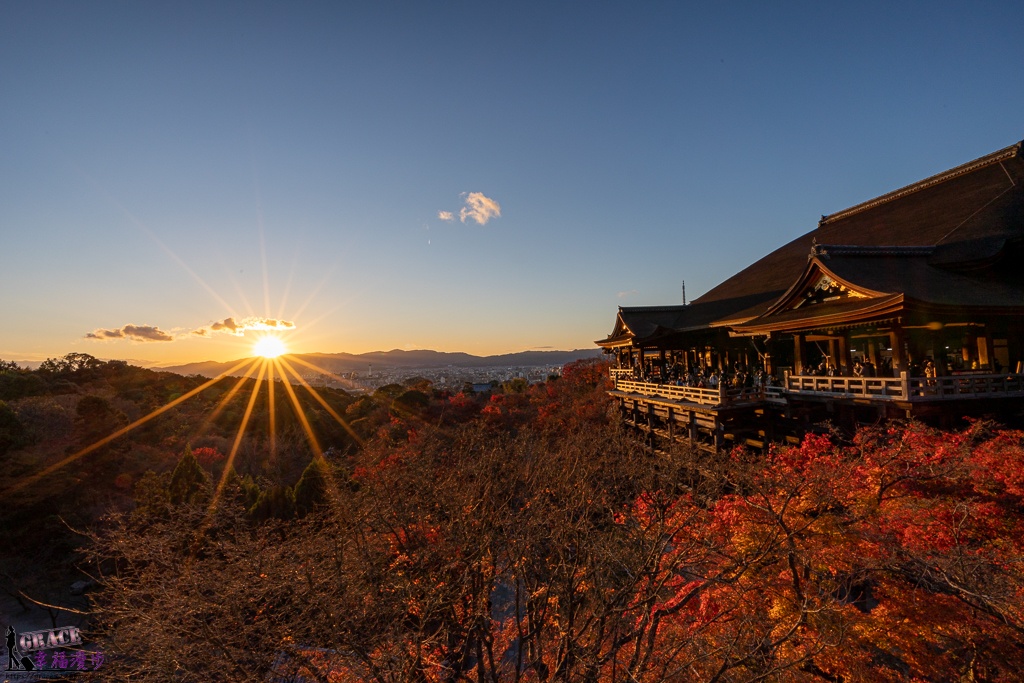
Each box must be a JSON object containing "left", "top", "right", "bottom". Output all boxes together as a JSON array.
[
  {"left": 907, "top": 373, "right": 1024, "bottom": 400},
  {"left": 786, "top": 372, "right": 1024, "bottom": 401},
  {"left": 610, "top": 367, "right": 635, "bottom": 380},
  {"left": 613, "top": 379, "right": 776, "bottom": 406},
  {"left": 612, "top": 373, "right": 1024, "bottom": 406},
  {"left": 614, "top": 379, "right": 725, "bottom": 406},
  {"left": 785, "top": 373, "right": 908, "bottom": 400}
]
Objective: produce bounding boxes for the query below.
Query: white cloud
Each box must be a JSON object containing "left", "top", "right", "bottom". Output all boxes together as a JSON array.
[
  {"left": 197, "top": 317, "right": 297, "bottom": 337},
  {"left": 437, "top": 210, "right": 454, "bottom": 222},
  {"left": 85, "top": 324, "right": 174, "bottom": 342},
  {"left": 617, "top": 290, "right": 640, "bottom": 299},
  {"left": 459, "top": 192, "right": 501, "bottom": 225},
  {"left": 86, "top": 317, "right": 299, "bottom": 343}
]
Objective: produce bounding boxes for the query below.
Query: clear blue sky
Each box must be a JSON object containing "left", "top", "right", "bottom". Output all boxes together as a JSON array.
[{"left": 2, "top": 1, "right": 1022, "bottom": 364}]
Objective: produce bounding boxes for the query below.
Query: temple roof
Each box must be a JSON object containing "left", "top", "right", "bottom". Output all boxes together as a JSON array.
[
  {"left": 733, "top": 244, "right": 1024, "bottom": 334},
  {"left": 692, "top": 141, "right": 1024, "bottom": 314},
  {"left": 596, "top": 293, "right": 774, "bottom": 346},
  {"left": 733, "top": 294, "right": 905, "bottom": 335},
  {"left": 600, "top": 140, "right": 1024, "bottom": 346},
  {"left": 821, "top": 245, "right": 1024, "bottom": 309}
]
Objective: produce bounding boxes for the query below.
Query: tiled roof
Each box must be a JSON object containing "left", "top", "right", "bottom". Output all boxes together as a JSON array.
[
  {"left": 691, "top": 142, "right": 1024, "bottom": 309},
  {"left": 601, "top": 140, "right": 1024, "bottom": 345}
]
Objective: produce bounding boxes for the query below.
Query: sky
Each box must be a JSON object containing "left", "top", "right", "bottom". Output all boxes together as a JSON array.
[{"left": 2, "top": 1, "right": 1023, "bottom": 365}]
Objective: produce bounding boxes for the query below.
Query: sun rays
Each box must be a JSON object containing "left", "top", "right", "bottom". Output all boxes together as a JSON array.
[
  {"left": 0, "top": 350, "right": 365, "bottom": 522},
  {"left": 0, "top": 182, "right": 371, "bottom": 526},
  {"left": 190, "top": 351, "right": 366, "bottom": 515},
  {"left": 2, "top": 169, "right": 375, "bottom": 537}
]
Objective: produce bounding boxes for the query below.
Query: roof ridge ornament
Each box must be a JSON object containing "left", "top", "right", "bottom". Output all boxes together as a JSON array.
[{"left": 809, "top": 239, "right": 829, "bottom": 260}]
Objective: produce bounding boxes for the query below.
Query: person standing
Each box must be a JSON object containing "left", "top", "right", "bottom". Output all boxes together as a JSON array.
[{"left": 6, "top": 625, "right": 20, "bottom": 671}]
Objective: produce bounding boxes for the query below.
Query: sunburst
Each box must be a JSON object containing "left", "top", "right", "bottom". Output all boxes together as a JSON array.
[
  {"left": 0, "top": 191, "right": 377, "bottom": 549},
  {"left": 253, "top": 335, "right": 287, "bottom": 358},
  {"left": 3, "top": 322, "right": 363, "bottom": 520}
]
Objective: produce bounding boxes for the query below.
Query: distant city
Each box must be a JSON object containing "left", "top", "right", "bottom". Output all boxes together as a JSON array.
[
  {"left": 150, "top": 348, "right": 605, "bottom": 394},
  {"left": 304, "top": 362, "right": 567, "bottom": 393}
]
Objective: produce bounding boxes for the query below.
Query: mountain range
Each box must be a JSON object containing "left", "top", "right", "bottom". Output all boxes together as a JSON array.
[{"left": 160, "top": 348, "right": 603, "bottom": 379}]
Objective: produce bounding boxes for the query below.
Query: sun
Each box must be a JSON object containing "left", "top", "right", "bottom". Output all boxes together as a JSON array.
[{"left": 253, "top": 335, "right": 287, "bottom": 358}]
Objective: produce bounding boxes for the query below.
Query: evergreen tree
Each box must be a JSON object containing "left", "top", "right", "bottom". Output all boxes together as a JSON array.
[
  {"left": 132, "top": 471, "right": 171, "bottom": 521},
  {"left": 294, "top": 457, "right": 330, "bottom": 517},
  {"left": 240, "top": 474, "right": 261, "bottom": 511},
  {"left": 250, "top": 485, "right": 294, "bottom": 521},
  {"left": 0, "top": 400, "right": 29, "bottom": 455},
  {"left": 168, "top": 446, "right": 210, "bottom": 505}
]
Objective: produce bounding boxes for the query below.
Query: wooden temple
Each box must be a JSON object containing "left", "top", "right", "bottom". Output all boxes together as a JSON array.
[{"left": 598, "top": 140, "right": 1024, "bottom": 449}]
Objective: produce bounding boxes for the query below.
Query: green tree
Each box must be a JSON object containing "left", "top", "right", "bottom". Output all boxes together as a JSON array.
[
  {"left": 0, "top": 363, "right": 46, "bottom": 400},
  {"left": 132, "top": 471, "right": 171, "bottom": 522},
  {"left": 168, "top": 447, "right": 210, "bottom": 505},
  {"left": 39, "top": 352, "right": 103, "bottom": 375},
  {"left": 75, "top": 394, "right": 126, "bottom": 442},
  {"left": 0, "top": 400, "right": 29, "bottom": 455},
  {"left": 249, "top": 485, "right": 295, "bottom": 521},
  {"left": 294, "top": 457, "right": 330, "bottom": 518},
  {"left": 240, "top": 474, "right": 261, "bottom": 510},
  {"left": 373, "top": 383, "right": 405, "bottom": 401},
  {"left": 391, "top": 389, "right": 430, "bottom": 418},
  {"left": 501, "top": 377, "right": 529, "bottom": 393},
  {"left": 13, "top": 397, "right": 74, "bottom": 441}
]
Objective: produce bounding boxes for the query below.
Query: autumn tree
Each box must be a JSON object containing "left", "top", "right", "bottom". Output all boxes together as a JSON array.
[{"left": 81, "top": 361, "right": 1024, "bottom": 683}]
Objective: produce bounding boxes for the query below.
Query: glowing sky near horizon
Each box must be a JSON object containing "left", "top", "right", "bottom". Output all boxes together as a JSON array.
[{"left": 2, "top": 2, "right": 1023, "bottom": 365}]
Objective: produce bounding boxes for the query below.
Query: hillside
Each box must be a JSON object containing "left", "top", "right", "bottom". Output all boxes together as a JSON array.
[{"left": 162, "top": 348, "right": 603, "bottom": 378}]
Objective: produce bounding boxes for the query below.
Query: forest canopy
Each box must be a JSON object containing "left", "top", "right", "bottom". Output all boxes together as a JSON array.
[{"left": 3, "top": 356, "right": 1024, "bottom": 681}]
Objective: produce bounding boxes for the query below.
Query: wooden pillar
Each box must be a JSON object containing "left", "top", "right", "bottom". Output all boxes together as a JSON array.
[
  {"left": 688, "top": 411, "right": 698, "bottom": 443},
  {"left": 890, "top": 327, "right": 906, "bottom": 376},
  {"left": 646, "top": 403, "right": 655, "bottom": 446},
  {"left": 828, "top": 339, "right": 840, "bottom": 372},
  {"left": 962, "top": 329, "right": 976, "bottom": 367},
  {"left": 838, "top": 336, "right": 852, "bottom": 375},
  {"left": 930, "top": 331, "right": 945, "bottom": 375},
  {"left": 867, "top": 339, "right": 880, "bottom": 368},
  {"left": 977, "top": 329, "right": 993, "bottom": 370},
  {"left": 793, "top": 333, "right": 806, "bottom": 375}
]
